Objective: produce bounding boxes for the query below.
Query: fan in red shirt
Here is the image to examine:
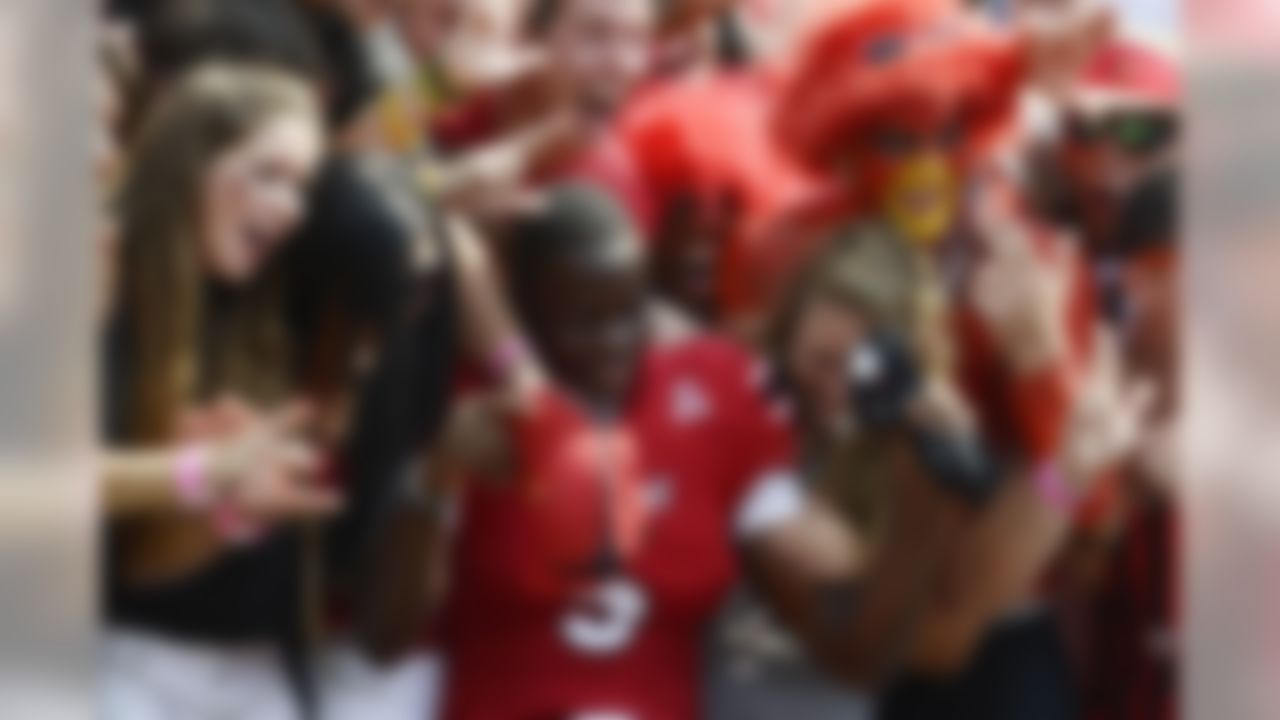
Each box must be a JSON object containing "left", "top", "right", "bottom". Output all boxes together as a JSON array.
[
  {"left": 1082, "top": 180, "right": 1178, "bottom": 720},
  {"left": 434, "top": 183, "right": 927, "bottom": 719},
  {"left": 719, "top": 1, "right": 1149, "bottom": 717},
  {"left": 616, "top": 68, "right": 822, "bottom": 324},
  {"left": 1041, "top": 37, "right": 1181, "bottom": 720},
  {"left": 387, "top": 177, "right": 1140, "bottom": 720},
  {"left": 428, "top": 0, "right": 660, "bottom": 233},
  {"left": 741, "top": 0, "right": 1126, "bottom": 480}
]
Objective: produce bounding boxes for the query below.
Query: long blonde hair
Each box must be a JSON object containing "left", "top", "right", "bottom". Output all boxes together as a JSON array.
[
  {"left": 768, "top": 222, "right": 954, "bottom": 543},
  {"left": 115, "top": 63, "right": 318, "bottom": 441}
]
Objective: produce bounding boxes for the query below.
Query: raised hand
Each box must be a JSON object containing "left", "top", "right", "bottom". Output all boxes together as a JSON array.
[
  {"left": 970, "top": 188, "right": 1075, "bottom": 375},
  {"left": 1018, "top": 0, "right": 1114, "bottom": 99},
  {"left": 1062, "top": 326, "right": 1156, "bottom": 490},
  {"left": 186, "top": 399, "right": 342, "bottom": 527}
]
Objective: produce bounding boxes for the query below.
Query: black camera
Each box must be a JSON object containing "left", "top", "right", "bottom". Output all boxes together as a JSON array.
[{"left": 847, "top": 332, "right": 1002, "bottom": 505}]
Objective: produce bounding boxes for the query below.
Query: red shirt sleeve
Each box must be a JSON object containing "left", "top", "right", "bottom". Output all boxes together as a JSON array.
[
  {"left": 685, "top": 339, "right": 799, "bottom": 504},
  {"left": 430, "top": 93, "right": 502, "bottom": 153}
]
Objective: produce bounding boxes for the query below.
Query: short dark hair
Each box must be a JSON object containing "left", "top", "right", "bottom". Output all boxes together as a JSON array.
[
  {"left": 508, "top": 183, "right": 637, "bottom": 306},
  {"left": 525, "top": 0, "right": 568, "bottom": 37}
]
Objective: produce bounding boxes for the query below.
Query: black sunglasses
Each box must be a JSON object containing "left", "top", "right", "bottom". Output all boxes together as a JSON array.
[{"left": 1066, "top": 109, "right": 1179, "bottom": 157}]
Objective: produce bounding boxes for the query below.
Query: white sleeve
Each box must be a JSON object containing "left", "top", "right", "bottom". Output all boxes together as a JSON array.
[{"left": 733, "top": 468, "right": 808, "bottom": 540}]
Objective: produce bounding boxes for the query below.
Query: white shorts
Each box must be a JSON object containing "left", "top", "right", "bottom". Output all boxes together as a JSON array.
[
  {"left": 316, "top": 641, "right": 443, "bottom": 720},
  {"left": 99, "top": 628, "right": 300, "bottom": 720}
]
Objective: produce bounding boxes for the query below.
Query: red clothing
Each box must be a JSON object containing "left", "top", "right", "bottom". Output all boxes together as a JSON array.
[
  {"left": 1086, "top": 499, "right": 1179, "bottom": 720},
  {"left": 431, "top": 93, "right": 656, "bottom": 237},
  {"left": 617, "top": 70, "right": 823, "bottom": 293},
  {"left": 430, "top": 93, "right": 503, "bottom": 152},
  {"left": 728, "top": 186, "right": 853, "bottom": 318},
  {"left": 550, "top": 130, "right": 657, "bottom": 239},
  {"left": 439, "top": 337, "right": 796, "bottom": 720},
  {"left": 740, "top": 171, "right": 1097, "bottom": 462}
]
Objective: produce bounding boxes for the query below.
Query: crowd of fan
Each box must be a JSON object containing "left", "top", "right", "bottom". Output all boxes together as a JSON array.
[{"left": 95, "top": 1, "right": 1180, "bottom": 719}]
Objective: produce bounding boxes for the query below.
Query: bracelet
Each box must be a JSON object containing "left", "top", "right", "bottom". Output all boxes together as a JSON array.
[
  {"left": 211, "top": 502, "right": 266, "bottom": 547},
  {"left": 173, "top": 445, "right": 213, "bottom": 509},
  {"left": 487, "top": 335, "right": 531, "bottom": 383},
  {"left": 1032, "top": 461, "right": 1077, "bottom": 516}
]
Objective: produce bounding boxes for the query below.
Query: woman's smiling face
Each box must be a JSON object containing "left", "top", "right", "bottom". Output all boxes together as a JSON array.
[{"left": 199, "top": 110, "right": 323, "bottom": 284}]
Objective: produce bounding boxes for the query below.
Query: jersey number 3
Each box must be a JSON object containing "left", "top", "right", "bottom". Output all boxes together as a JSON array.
[{"left": 559, "top": 578, "right": 649, "bottom": 656}]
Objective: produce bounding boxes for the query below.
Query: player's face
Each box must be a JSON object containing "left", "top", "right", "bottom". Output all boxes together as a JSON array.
[{"left": 534, "top": 237, "right": 650, "bottom": 407}]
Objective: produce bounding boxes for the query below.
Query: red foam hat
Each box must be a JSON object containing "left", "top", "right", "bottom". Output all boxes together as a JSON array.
[
  {"left": 776, "top": 0, "right": 1025, "bottom": 175},
  {"left": 621, "top": 72, "right": 819, "bottom": 234},
  {"left": 621, "top": 71, "right": 827, "bottom": 310}
]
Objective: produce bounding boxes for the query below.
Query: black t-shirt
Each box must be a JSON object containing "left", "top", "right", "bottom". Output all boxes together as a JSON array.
[
  {"left": 286, "top": 155, "right": 459, "bottom": 581},
  {"left": 102, "top": 300, "right": 310, "bottom": 644}
]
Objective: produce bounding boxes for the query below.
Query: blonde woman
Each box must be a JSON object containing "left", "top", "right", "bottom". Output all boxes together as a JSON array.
[{"left": 100, "top": 63, "right": 331, "bottom": 720}]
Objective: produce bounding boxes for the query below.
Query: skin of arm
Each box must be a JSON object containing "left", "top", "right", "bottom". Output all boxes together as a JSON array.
[
  {"left": 102, "top": 448, "right": 193, "bottom": 517},
  {"left": 449, "top": 215, "right": 548, "bottom": 400},
  {"left": 905, "top": 467, "right": 1071, "bottom": 674},
  {"left": 425, "top": 113, "right": 574, "bottom": 220},
  {"left": 744, "top": 437, "right": 968, "bottom": 689},
  {"left": 902, "top": 327, "right": 1147, "bottom": 675},
  {"left": 910, "top": 364, "right": 1150, "bottom": 676}
]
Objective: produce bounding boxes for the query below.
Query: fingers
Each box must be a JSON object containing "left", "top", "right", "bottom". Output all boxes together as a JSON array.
[
  {"left": 177, "top": 408, "right": 210, "bottom": 441},
  {"left": 276, "top": 440, "right": 321, "bottom": 480},
  {"left": 450, "top": 396, "right": 514, "bottom": 474},
  {"left": 268, "top": 400, "right": 316, "bottom": 439},
  {"left": 237, "top": 442, "right": 341, "bottom": 522},
  {"left": 178, "top": 395, "right": 256, "bottom": 440}
]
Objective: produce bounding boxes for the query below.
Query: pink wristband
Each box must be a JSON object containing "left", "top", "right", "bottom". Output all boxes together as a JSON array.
[
  {"left": 173, "top": 445, "right": 213, "bottom": 509},
  {"left": 212, "top": 502, "right": 266, "bottom": 547},
  {"left": 487, "top": 335, "right": 531, "bottom": 382},
  {"left": 1033, "top": 461, "right": 1077, "bottom": 515}
]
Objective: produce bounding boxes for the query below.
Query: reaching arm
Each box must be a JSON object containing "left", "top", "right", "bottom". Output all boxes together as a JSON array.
[
  {"left": 103, "top": 401, "right": 337, "bottom": 521},
  {"left": 744, "top": 438, "right": 967, "bottom": 689},
  {"left": 103, "top": 447, "right": 197, "bottom": 516},
  {"left": 906, "top": 464, "right": 1071, "bottom": 674}
]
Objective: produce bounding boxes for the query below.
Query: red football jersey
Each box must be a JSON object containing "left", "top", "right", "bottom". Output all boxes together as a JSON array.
[{"left": 439, "top": 337, "right": 798, "bottom": 720}]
